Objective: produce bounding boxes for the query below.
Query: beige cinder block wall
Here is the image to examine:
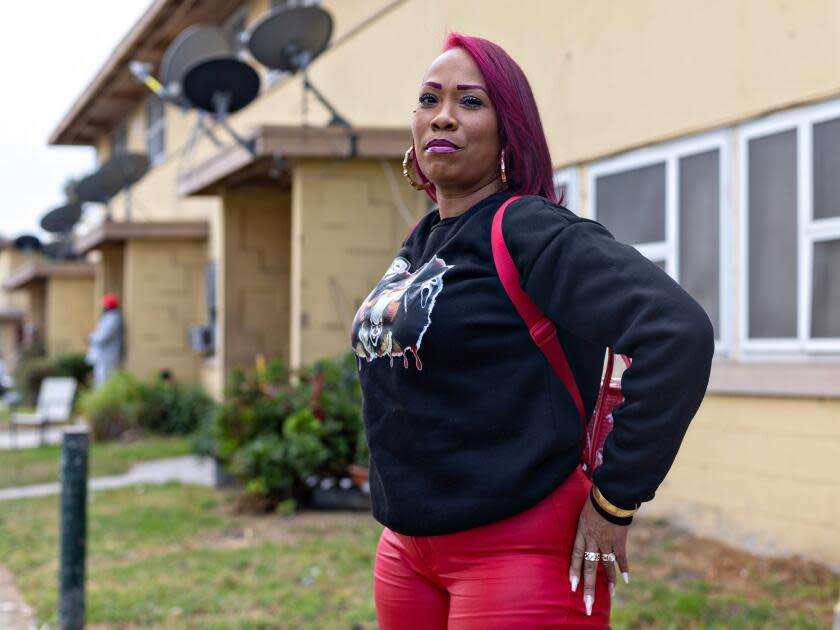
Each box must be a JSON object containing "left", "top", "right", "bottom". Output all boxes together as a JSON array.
[
  {"left": 290, "top": 158, "right": 427, "bottom": 370},
  {"left": 642, "top": 395, "right": 840, "bottom": 568},
  {"left": 45, "top": 276, "right": 95, "bottom": 357},
  {"left": 0, "top": 321, "right": 20, "bottom": 371},
  {"left": 220, "top": 187, "right": 292, "bottom": 378},
  {"left": 96, "top": 244, "right": 125, "bottom": 303},
  {"left": 121, "top": 239, "right": 206, "bottom": 382},
  {"left": 27, "top": 282, "right": 47, "bottom": 342}
]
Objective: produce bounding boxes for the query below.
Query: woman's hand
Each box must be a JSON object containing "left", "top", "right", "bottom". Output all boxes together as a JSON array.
[{"left": 569, "top": 497, "right": 631, "bottom": 616}]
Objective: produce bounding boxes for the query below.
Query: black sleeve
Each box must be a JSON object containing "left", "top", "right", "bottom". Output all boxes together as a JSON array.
[{"left": 502, "top": 196, "right": 715, "bottom": 511}]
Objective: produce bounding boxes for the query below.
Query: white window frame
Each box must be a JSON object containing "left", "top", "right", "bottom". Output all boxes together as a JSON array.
[
  {"left": 738, "top": 98, "right": 840, "bottom": 355},
  {"left": 553, "top": 167, "right": 580, "bottom": 216},
  {"left": 588, "top": 130, "right": 732, "bottom": 354},
  {"left": 145, "top": 96, "right": 166, "bottom": 167}
]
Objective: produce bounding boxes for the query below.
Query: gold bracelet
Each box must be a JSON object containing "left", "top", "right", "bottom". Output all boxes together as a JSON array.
[{"left": 591, "top": 485, "right": 639, "bottom": 518}]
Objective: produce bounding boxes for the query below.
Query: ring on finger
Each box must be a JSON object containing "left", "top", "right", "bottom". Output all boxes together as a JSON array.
[
  {"left": 601, "top": 551, "right": 616, "bottom": 562},
  {"left": 583, "top": 551, "right": 600, "bottom": 562}
]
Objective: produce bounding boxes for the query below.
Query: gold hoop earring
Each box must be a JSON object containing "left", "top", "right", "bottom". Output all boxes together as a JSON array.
[
  {"left": 402, "top": 146, "right": 432, "bottom": 191},
  {"left": 500, "top": 148, "right": 508, "bottom": 189}
]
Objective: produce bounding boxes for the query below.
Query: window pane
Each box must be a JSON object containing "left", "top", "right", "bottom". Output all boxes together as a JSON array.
[
  {"left": 748, "top": 129, "right": 798, "bottom": 338},
  {"left": 812, "top": 239, "right": 840, "bottom": 338},
  {"left": 813, "top": 117, "right": 840, "bottom": 219},
  {"left": 595, "top": 162, "right": 666, "bottom": 244},
  {"left": 679, "top": 149, "right": 720, "bottom": 339}
]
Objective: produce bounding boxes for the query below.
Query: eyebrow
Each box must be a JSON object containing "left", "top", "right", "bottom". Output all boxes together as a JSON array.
[{"left": 422, "top": 81, "right": 488, "bottom": 95}]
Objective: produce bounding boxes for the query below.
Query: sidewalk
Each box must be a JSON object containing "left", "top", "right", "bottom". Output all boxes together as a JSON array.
[
  {"left": 0, "top": 427, "right": 65, "bottom": 450},
  {"left": 0, "top": 564, "right": 38, "bottom": 630},
  {"left": 0, "top": 455, "right": 215, "bottom": 501}
]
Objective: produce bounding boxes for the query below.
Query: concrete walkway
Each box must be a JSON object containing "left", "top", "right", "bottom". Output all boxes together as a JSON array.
[
  {"left": 0, "top": 565, "right": 38, "bottom": 630},
  {"left": 0, "top": 427, "right": 66, "bottom": 450},
  {"left": 0, "top": 455, "right": 215, "bottom": 501}
]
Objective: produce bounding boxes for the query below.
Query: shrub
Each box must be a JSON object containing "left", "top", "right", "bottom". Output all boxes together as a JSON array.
[
  {"left": 79, "top": 371, "right": 217, "bottom": 442},
  {"left": 207, "top": 352, "right": 365, "bottom": 512},
  {"left": 78, "top": 371, "right": 145, "bottom": 441},
  {"left": 137, "top": 381, "right": 215, "bottom": 436}
]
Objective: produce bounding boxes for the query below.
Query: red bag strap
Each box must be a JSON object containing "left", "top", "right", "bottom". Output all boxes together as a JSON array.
[
  {"left": 491, "top": 197, "right": 587, "bottom": 428},
  {"left": 490, "top": 196, "right": 630, "bottom": 434}
]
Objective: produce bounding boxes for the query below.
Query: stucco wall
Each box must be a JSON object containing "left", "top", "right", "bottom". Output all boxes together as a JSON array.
[
  {"left": 122, "top": 239, "right": 206, "bottom": 382},
  {"left": 220, "top": 187, "right": 292, "bottom": 377},
  {"left": 291, "top": 158, "right": 427, "bottom": 369},
  {"left": 643, "top": 394, "right": 840, "bottom": 567},
  {"left": 45, "top": 276, "right": 95, "bottom": 357}
]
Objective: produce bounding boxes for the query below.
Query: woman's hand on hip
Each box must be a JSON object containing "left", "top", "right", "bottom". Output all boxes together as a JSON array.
[{"left": 569, "top": 497, "right": 630, "bottom": 616}]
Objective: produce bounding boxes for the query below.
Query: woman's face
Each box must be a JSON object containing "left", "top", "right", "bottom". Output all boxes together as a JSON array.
[{"left": 411, "top": 47, "right": 501, "bottom": 193}]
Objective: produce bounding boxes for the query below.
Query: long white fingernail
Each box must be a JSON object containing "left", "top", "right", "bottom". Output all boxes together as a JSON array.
[
  {"left": 609, "top": 582, "right": 615, "bottom": 596},
  {"left": 622, "top": 572, "right": 630, "bottom": 584},
  {"left": 570, "top": 575, "right": 579, "bottom": 592},
  {"left": 584, "top": 594, "right": 593, "bottom": 616}
]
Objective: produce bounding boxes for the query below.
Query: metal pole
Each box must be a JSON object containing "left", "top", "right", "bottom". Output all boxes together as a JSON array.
[{"left": 59, "top": 426, "right": 88, "bottom": 630}]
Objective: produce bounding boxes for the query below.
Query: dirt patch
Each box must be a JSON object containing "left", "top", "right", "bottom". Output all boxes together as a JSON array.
[{"left": 629, "top": 518, "right": 839, "bottom": 620}]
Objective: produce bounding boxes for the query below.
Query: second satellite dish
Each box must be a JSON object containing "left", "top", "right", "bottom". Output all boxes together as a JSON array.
[
  {"left": 160, "top": 25, "right": 232, "bottom": 96},
  {"left": 247, "top": 6, "right": 333, "bottom": 71},
  {"left": 40, "top": 203, "right": 83, "bottom": 234},
  {"left": 160, "top": 24, "right": 260, "bottom": 117}
]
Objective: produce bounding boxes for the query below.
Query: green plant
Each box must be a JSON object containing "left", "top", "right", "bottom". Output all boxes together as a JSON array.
[
  {"left": 78, "top": 371, "right": 145, "bottom": 441},
  {"left": 206, "top": 352, "right": 365, "bottom": 512},
  {"left": 137, "top": 381, "right": 215, "bottom": 436}
]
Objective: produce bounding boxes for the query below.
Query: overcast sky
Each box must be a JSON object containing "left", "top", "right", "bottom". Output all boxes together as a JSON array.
[{"left": 0, "top": 1, "right": 152, "bottom": 239}]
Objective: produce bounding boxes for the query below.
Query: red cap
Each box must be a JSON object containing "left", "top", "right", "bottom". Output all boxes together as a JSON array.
[{"left": 102, "top": 294, "right": 120, "bottom": 310}]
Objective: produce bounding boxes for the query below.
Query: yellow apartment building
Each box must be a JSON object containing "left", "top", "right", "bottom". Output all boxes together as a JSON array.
[
  {"left": 0, "top": 244, "right": 30, "bottom": 372},
  {"left": 50, "top": 0, "right": 840, "bottom": 567},
  {"left": 2, "top": 261, "right": 96, "bottom": 359}
]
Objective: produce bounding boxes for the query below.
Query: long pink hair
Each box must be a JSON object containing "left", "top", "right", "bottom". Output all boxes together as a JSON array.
[{"left": 412, "top": 32, "right": 561, "bottom": 205}]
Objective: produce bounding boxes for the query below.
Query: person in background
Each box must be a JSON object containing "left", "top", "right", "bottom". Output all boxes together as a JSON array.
[{"left": 86, "top": 294, "right": 124, "bottom": 387}]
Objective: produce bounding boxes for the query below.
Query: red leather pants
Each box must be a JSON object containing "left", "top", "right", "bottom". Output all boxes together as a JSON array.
[{"left": 373, "top": 464, "right": 612, "bottom": 629}]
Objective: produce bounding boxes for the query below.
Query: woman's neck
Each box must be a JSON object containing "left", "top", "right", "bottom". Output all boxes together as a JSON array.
[{"left": 436, "top": 179, "right": 504, "bottom": 220}]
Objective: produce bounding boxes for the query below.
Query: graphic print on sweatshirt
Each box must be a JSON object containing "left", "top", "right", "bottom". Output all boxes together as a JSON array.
[{"left": 351, "top": 255, "right": 453, "bottom": 370}]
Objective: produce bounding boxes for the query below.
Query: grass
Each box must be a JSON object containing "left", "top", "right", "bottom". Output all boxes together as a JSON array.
[
  {"left": 0, "top": 434, "right": 194, "bottom": 489},
  {"left": 0, "top": 484, "right": 836, "bottom": 629}
]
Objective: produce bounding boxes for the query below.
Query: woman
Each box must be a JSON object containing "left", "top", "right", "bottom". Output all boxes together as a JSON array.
[{"left": 351, "top": 32, "right": 714, "bottom": 629}]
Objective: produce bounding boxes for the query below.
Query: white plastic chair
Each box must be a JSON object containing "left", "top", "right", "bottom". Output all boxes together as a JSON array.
[{"left": 10, "top": 377, "right": 78, "bottom": 448}]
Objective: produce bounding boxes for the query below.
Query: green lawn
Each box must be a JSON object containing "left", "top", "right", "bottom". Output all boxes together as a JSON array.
[
  {"left": 0, "top": 435, "right": 194, "bottom": 489},
  {"left": 0, "top": 484, "right": 835, "bottom": 629}
]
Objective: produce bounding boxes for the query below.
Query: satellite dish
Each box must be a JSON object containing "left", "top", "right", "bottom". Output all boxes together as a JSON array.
[
  {"left": 42, "top": 240, "right": 77, "bottom": 261},
  {"left": 13, "top": 234, "right": 42, "bottom": 252},
  {"left": 182, "top": 58, "right": 260, "bottom": 115},
  {"left": 40, "top": 203, "right": 83, "bottom": 234},
  {"left": 247, "top": 6, "right": 333, "bottom": 71},
  {"left": 99, "top": 153, "right": 150, "bottom": 191},
  {"left": 75, "top": 153, "right": 149, "bottom": 220},
  {"left": 160, "top": 25, "right": 232, "bottom": 97},
  {"left": 76, "top": 170, "right": 118, "bottom": 204}
]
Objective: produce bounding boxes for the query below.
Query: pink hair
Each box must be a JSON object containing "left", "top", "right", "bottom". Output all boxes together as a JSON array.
[{"left": 412, "top": 32, "right": 562, "bottom": 205}]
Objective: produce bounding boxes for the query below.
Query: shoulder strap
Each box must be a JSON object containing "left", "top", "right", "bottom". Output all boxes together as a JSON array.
[
  {"left": 491, "top": 196, "right": 588, "bottom": 427},
  {"left": 491, "top": 197, "right": 633, "bottom": 429}
]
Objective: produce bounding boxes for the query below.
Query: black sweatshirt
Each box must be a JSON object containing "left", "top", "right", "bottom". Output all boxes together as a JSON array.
[{"left": 350, "top": 190, "right": 715, "bottom": 536}]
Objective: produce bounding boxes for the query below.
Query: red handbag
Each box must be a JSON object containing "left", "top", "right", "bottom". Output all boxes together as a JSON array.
[{"left": 491, "top": 195, "right": 631, "bottom": 479}]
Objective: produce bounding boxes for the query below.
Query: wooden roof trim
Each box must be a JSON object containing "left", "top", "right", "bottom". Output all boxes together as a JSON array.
[
  {"left": 178, "top": 125, "right": 410, "bottom": 196},
  {"left": 49, "top": 0, "right": 242, "bottom": 146},
  {"left": 49, "top": 0, "right": 171, "bottom": 146},
  {"left": 0, "top": 309, "right": 24, "bottom": 322},
  {"left": 3, "top": 262, "right": 96, "bottom": 290},
  {"left": 75, "top": 221, "right": 209, "bottom": 254}
]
